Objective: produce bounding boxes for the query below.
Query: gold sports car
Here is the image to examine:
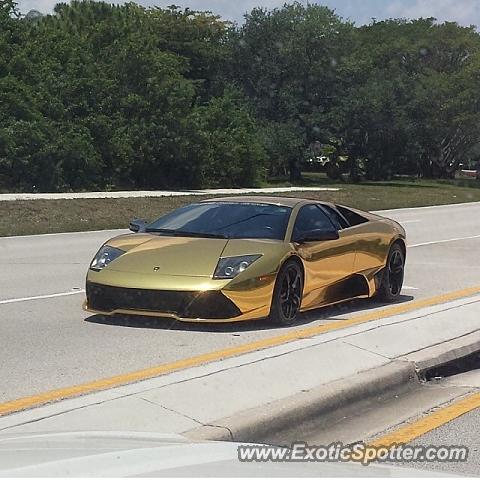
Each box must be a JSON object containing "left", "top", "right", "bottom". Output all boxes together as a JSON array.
[{"left": 84, "top": 196, "right": 406, "bottom": 325}]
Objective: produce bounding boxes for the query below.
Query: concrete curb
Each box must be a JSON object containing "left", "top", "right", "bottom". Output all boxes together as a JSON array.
[
  {"left": 185, "top": 331, "right": 480, "bottom": 445},
  {"left": 0, "top": 187, "right": 339, "bottom": 202},
  {"left": 401, "top": 330, "right": 480, "bottom": 377},
  {"left": 184, "top": 361, "right": 418, "bottom": 444}
]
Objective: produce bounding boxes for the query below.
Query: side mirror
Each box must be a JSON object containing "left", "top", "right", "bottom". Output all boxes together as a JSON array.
[
  {"left": 129, "top": 219, "right": 146, "bottom": 233},
  {"left": 296, "top": 229, "right": 339, "bottom": 243}
]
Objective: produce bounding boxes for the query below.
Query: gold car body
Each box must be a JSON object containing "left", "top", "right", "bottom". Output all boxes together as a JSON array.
[{"left": 84, "top": 196, "right": 406, "bottom": 322}]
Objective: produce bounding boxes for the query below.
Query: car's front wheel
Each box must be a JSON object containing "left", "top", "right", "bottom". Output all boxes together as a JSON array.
[
  {"left": 377, "top": 243, "right": 405, "bottom": 302},
  {"left": 269, "top": 259, "right": 304, "bottom": 326}
]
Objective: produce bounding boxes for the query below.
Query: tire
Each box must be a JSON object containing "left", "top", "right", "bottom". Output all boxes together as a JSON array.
[
  {"left": 269, "top": 259, "right": 304, "bottom": 326},
  {"left": 377, "top": 243, "right": 405, "bottom": 302}
]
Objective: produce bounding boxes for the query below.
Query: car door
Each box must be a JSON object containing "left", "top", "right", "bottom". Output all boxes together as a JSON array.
[
  {"left": 336, "top": 204, "right": 390, "bottom": 273},
  {"left": 292, "top": 204, "right": 357, "bottom": 309}
]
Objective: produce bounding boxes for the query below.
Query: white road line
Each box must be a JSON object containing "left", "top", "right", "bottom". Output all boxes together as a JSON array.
[
  {"left": 402, "top": 286, "right": 419, "bottom": 290},
  {"left": 0, "top": 229, "right": 126, "bottom": 240},
  {"left": 0, "top": 290, "right": 85, "bottom": 305},
  {"left": 408, "top": 234, "right": 480, "bottom": 248},
  {"left": 375, "top": 200, "right": 480, "bottom": 214}
]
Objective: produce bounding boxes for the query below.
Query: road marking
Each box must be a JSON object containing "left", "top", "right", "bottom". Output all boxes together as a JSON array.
[
  {"left": 0, "top": 290, "right": 85, "bottom": 305},
  {"left": 400, "top": 220, "right": 420, "bottom": 224},
  {"left": 402, "top": 286, "right": 418, "bottom": 291},
  {"left": 0, "top": 285, "right": 479, "bottom": 417},
  {"left": 375, "top": 200, "right": 480, "bottom": 214},
  {"left": 370, "top": 392, "right": 480, "bottom": 447},
  {"left": 0, "top": 229, "right": 125, "bottom": 240},
  {"left": 409, "top": 234, "right": 480, "bottom": 248}
]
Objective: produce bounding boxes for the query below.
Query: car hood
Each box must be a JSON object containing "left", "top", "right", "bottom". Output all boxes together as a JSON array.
[
  {"left": 0, "top": 431, "right": 449, "bottom": 477},
  {"left": 102, "top": 234, "right": 284, "bottom": 278},
  {"left": 104, "top": 234, "right": 229, "bottom": 277}
]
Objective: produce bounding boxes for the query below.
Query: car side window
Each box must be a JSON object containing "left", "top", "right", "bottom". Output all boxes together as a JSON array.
[
  {"left": 337, "top": 205, "right": 369, "bottom": 226},
  {"left": 321, "top": 205, "right": 350, "bottom": 229},
  {"left": 292, "top": 204, "right": 336, "bottom": 241}
]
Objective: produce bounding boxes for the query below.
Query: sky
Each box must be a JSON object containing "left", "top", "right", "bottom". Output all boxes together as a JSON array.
[{"left": 16, "top": 0, "right": 480, "bottom": 28}]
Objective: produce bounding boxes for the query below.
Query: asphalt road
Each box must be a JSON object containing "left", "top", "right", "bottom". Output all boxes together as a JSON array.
[
  {"left": 1, "top": 201, "right": 480, "bottom": 403},
  {"left": 297, "top": 367, "right": 480, "bottom": 476},
  {"left": 410, "top": 408, "right": 480, "bottom": 476},
  {"left": 399, "top": 370, "right": 480, "bottom": 476},
  {"left": 409, "top": 404, "right": 480, "bottom": 476}
]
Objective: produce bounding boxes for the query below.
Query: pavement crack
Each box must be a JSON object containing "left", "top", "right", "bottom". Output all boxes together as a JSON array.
[
  {"left": 340, "top": 340, "right": 392, "bottom": 360},
  {"left": 202, "top": 424, "right": 234, "bottom": 441},
  {"left": 137, "top": 397, "right": 235, "bottom": 440},
  {"left": 136, "top": 397, "right": 234, "bottom": 439},
  {"left": 0, "top": 397, "right": 112, "bottom": 433},
  {"left": 398, "top": 328, "right": 480, "bottom": 358},
  {"left": 137, "top": 396, "right": 204, "bottom": 426}
]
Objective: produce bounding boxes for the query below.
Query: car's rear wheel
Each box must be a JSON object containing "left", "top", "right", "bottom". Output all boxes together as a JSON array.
[
  {"left": 269, "top": 259, "right": 304, "bottom": 326},
  {"left": 377, "top": 243, "right": 405, "bottom": 302}
]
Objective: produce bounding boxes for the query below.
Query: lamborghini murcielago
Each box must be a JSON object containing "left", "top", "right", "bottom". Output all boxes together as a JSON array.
[{"left": 84, "top": 197, "right": 406, "bottom": 325}]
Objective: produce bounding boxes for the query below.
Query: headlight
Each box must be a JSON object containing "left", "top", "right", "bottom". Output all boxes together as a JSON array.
[
  {"left": 90, "top": 245, "right": 125, "bottom": 271},
  {"left": 213, "top": 255, "right": 262, "bottom": 280}
]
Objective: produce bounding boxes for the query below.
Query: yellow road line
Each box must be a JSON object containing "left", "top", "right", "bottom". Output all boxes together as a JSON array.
[
  {"left": 1, "top": 285, "right": 480, "bottom": 417},
  {"left": 370, "top": 392, "right": 480, "bottom": 447}
]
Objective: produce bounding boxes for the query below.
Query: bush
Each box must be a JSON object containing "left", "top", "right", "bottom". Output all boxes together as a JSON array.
[{"left": 189, "top": 90, "right": 266, "bottom": 187}]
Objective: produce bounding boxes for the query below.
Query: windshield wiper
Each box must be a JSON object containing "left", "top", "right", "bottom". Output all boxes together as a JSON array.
[
  {"left": 176, "top": 231, "right": 228, "bottom": 239},
  {"left": 146, "top": 228, "right": 227, "bottom": 239},
  {"left": 212, "top": 213, "right": 276, "bottom": 231}
]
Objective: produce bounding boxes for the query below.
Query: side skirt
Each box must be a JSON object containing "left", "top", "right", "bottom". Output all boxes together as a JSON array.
[{"left": 300, "top": 274, "right": 372, "bottom": 313}]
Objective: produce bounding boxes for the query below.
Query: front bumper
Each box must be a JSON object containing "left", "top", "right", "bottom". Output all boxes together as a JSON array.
[
  {"left": 84, "top": 267, "right": 277, "bottom": 323},
  {"left": 84, "top": 282, "right": 242, "bottom": 321}
]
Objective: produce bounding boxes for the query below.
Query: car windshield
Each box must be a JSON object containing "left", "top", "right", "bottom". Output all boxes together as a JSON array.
[{"left": 146, "top": 202, "right": 291, "bottom": 240}]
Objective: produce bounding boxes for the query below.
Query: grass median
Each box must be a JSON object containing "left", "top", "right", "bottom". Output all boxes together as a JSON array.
[{"left": 2, "top": 178, "right": 480, "bottom": 237}]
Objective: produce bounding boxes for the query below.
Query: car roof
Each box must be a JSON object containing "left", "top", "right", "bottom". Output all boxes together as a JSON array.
[
  {"left": 201, "top": 196, "right": 313, "bottom": 207},
  {"left": 199, "top": 197, "right": 370, "bottom": 218}
]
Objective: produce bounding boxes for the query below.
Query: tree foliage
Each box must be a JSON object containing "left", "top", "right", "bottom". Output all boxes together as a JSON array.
[{"left": 1, "top": 0, "right": 480, "bottom": 191}]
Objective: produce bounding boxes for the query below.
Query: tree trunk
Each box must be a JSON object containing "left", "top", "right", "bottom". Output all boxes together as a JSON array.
[
  {"left": 288, "top": 159, "right": 302, "bottom": 182},
  {"left": 431, "top": 130, "right": 473, "bottom": 178}
]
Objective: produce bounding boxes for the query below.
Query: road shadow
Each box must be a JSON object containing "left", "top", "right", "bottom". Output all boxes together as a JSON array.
[{"left": 84, "top": 294, "right": 414, "bottom": 333}]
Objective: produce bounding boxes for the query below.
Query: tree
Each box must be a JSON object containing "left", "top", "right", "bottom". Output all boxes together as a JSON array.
[
  {"left": 332, "top": 18, "right": 480, "bottom": 179},
  {"left": 2, "top": 0, "right": 480, "bottom": 192},
  {"left": 189, "top": 89, "right": 266, "bottom": 187},
  {"left": 407, "top": 22, "right": 480, "bottom": 177},
  {"left": 259, "top": 121, "right": 305, "bottom": 180},
  {"left": 230, "top": 2, "right": 354, "bottom": 179}
]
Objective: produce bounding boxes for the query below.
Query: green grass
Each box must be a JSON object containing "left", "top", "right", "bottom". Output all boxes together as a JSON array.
[{"left": 2, "top": 178, "right": 480, "bottom": 237}]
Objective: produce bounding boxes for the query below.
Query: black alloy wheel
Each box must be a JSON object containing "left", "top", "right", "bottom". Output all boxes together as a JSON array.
[
  {"left": 377, "top": 243, "right": 405, "bottom": 302},
  {"left": 270, "top": 260, "right": 304, "bottom": 326}
]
